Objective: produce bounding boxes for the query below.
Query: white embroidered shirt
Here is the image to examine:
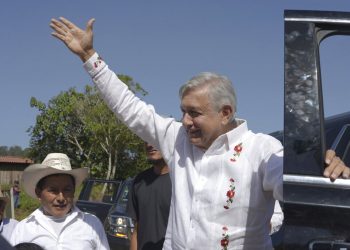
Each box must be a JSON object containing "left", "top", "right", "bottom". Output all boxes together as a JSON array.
[{"left": 84, "top": 53, "right": 283, "bottom": 250}]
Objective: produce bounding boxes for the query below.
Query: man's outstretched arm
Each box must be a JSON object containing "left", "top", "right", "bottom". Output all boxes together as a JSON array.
[{"left": 50, "top": 17, "right": 96, "bottom": 62}]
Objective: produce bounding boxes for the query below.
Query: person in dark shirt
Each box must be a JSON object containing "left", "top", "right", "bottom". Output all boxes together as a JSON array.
[{"left": 127, "top": 143, "right": 171, "bottom": 250}]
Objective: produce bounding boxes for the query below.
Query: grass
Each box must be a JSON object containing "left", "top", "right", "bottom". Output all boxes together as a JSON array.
[{"left": 15, "top": 192, "right": 40, "bottom": 220}]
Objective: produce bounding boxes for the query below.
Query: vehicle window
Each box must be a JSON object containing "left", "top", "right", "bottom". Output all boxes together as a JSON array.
[
  {"left": 321, "top": 36, "right": 350, "bottom": 167},
  {"left": 320, "top": 35, "right": 350, "bottom": 134},
  {"left": 115, "top": 181, "right": 131, "bottom": 208},
  {"left": 88, "top": 181, "right": 119, "bottom": 203},
  {"left": 320, "top": 36, "right": 350, "bottom": 118}
]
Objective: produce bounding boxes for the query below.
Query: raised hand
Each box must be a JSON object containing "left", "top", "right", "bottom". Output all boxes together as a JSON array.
[{"left": 50, "top": 17, "right": 96, "bottom": 62}]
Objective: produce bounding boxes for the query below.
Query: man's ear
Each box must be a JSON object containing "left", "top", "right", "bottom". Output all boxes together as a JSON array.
[{"left": 221, "top": 105, "right": 233, "bottom": 125}]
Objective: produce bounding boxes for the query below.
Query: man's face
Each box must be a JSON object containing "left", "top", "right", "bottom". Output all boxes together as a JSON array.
[
  {"left": 36, "top": 174, "right": 75, "bottom": 218},
  {"left": 181, "top": 87, "right": 227, "bottom": 150},
  {"left": 145, "top": 143, "right": 163, "bottom": 162}
]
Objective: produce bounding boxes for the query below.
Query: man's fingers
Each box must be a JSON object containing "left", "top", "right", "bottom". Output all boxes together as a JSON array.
[
  {"left": 323, "top": 154, "right": 340, "bottom": 178},
  {"left": 323, "top": 149, "right": 350, "bottom": 180},
  {"left": 50, "top": 19, "right": 70, "bottom": 33},
  {"left": 324, "top": 156, "right": 343, "bottom": 180},
  {"left": 50, "top": 23, "right": 67, "bottom": 37},
  {"left": 86, "top": 18, "right": 95, "bottom": 33},
  {"left": 342, "top": 165, "right": 350, "bottom": 179},
  {"left": 51, "top": 32, "right": 67, "bottom": 43},
  {"left": 51, "top": 32, "right": 73, "bottom": 46},
  {"left": 330, "top": 162, "right": 345, "bottom": 180},
  {"left": 59, "top": 17, "right": 76, "bottom": 30},
  {"left": 325, "top": 149, "right": 336, "bottom": 164}
]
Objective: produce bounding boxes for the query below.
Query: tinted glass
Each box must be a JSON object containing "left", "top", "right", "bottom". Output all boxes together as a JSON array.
[{"left": 88, "top": 181, "right": 119, "bottom": 203}]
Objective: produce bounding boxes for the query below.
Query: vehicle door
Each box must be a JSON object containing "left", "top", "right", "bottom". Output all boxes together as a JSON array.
[{"left": 283, "top": 10, "right": 350, "bottom": 250}]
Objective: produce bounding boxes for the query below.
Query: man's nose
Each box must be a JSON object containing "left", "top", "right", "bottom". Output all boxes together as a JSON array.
[
  {"left": 182, "top": 113, "right": 193, "bottom": 127},
  {"left": 56, "top": 192, "right": 65, "bottom": 201}
]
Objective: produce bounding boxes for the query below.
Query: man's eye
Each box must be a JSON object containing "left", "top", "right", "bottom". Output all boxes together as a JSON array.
[
  {"left": 64, "top": 187, "right": 73, "bottom": 192},
  {"left": 189, "top": 111, "right": 200, "bottom": 117},
  {"left": 48, "top": 188, "right": 58, "bottom": 194}
]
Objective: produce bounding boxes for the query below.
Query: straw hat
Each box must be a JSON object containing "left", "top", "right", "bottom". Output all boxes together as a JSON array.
[{"left": 22, "top": 153, "right": 89, "bottom": 199}]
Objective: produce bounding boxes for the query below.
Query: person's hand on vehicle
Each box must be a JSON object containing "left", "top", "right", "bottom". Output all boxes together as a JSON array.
[{"left": 323, "top": 149, "right": 350, "bottom": 180}]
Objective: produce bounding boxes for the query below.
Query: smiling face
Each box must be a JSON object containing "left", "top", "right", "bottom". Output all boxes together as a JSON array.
[
  {"left": 181, "top": 87, "right": 233, "bottom": 150},
  {"left": 35, "top": 174, "right": 75, "bottom": 218}
]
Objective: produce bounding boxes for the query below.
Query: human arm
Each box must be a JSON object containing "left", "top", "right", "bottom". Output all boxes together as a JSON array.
[
  {"left": 129, "top": 222, "right": 138, "bottom": 250},
  {"left": 50, "top": 17, "right": 96, "bottom": 62},
  {"left": 50, "top": 17, "right": 180, "bottom": 162},
  {"left": 262, "top": 137, "right": 349, "bottom": 201},
  {"left": 270, "top": 201, "right": 283, "bottom": 235}
]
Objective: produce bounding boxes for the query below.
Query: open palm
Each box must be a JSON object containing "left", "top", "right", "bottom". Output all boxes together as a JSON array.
[{"left": 50, "top": 17, "right": 95, "bottom": 60}]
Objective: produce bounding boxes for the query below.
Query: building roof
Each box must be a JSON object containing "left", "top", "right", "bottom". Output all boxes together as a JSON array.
[{"left": 0, "top": 156, "right": 34, "bottom": 164}]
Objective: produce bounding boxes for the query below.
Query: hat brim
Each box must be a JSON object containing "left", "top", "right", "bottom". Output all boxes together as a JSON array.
[{"left": 22, "top": 164, "right": 89, "bottom": 199}]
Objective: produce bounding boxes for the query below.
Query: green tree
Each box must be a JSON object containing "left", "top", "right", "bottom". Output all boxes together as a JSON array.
[
  {"left": 0, "top": 145, "right": 30, "bottom": 157},
  {"left": 0, "top": 146, "right": 9, "bottom": 156},
  {"left": 28, "top": 75, "right": 149, "bottom": 179}
]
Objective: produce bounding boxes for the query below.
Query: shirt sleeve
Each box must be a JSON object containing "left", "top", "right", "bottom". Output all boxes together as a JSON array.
[
  {"left": 83, "top": 53, "right": 181, "bottom": 163},
  {"left": 261, "top": 137, "right": 284, "bottom": 202},
  {"left": 270, "top": 200, "right": 284, "bottom": 234}
]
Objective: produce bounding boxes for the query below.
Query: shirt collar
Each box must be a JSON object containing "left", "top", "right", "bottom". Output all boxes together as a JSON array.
[
  {"left": 226, "top": 119, "right": 248, "bottom": 147},
  {"left": 205, "top": 119, "right": 248, "bottom": 154},
  {"left": 28, "top": 205, "right": 84, "bottom": 222}
]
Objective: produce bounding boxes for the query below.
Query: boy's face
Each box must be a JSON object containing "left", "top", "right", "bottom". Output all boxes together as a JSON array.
[{"left": 36, "top": 174, "right": 75, "bottom": 218}]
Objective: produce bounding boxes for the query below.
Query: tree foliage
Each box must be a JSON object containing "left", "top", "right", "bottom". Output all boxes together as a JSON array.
[
  {"left": 0, "top": 146, "right": 30, "bottom": 157},
  {"left": 28, "top": 75, "right": 149, "bottom": 179}
]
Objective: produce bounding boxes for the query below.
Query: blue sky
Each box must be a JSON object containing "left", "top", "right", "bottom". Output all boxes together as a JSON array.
[{"left": 1, "top": 1, "right": 349, "bottom": 148}]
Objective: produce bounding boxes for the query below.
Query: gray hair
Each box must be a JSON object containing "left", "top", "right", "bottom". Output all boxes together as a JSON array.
[{"left": 179, "top": 72, "right": 237, "bottom": 116}]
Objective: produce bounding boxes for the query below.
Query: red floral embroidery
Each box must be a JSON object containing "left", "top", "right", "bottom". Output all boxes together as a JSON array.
[
  {"left": 224, "top": 178, "right": 235, "bottom": 209},
  {"left": 221, "top": 226, "right": 229, "bottom": 250},
  {"left": 230, "top": 142, "right": 243, "bottom": 162},
  {"left": 234, "top": 143, "right": 243, "bottom": 152},
  {"left": 94, "top": 56, "right": 103, "bottom": 68}
]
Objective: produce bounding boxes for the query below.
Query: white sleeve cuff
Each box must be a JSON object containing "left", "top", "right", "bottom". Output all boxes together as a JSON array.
[{"left": 83, "top": 52, "right": 107, "bottom": 78}]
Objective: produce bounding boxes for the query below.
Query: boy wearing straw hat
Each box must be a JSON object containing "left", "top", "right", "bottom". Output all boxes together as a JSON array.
[{"left": 10, "top": 153, "right": 110, "bottom": 250}]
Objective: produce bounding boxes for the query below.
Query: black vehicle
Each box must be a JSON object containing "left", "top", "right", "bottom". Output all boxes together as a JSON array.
[
  {"left": 283, "top": 10, "right": 350, "bottom": 249},
  {"left": 76, "top": 178, "right": 123, "bottom": 223},
  {"left": 270, "top": 111, "right": 350, "bottom": 249},
  {"left": 104, "top": 178, "right": 134, "bottom": 250}
]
